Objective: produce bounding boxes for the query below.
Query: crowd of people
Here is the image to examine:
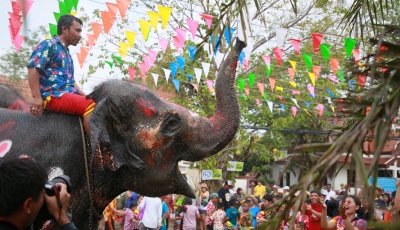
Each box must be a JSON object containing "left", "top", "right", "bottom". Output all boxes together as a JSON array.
[{"left": 104, "top": 179, "right": 400, "bottom": 230}]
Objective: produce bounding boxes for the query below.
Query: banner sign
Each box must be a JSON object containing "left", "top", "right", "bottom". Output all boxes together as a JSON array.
[
  {"left": 202, "top": 169, "right": 222, "bottom": 180},
  {"left": 227, "top": 161, "right": 244, "bottom": 171}
]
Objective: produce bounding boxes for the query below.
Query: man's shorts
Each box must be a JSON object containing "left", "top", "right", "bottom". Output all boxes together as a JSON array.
[{"left": 44, "top": 93, "right": 96, "bottom": 117}]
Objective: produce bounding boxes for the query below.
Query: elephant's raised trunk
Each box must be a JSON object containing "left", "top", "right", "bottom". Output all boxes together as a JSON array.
[{"left": 182, "top": 38, "right": 246, "bottom": 161}]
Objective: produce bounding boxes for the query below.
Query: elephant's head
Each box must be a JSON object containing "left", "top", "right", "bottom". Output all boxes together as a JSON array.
[{"left": 87, "top": 39, "right": 246, "bottom": 198}]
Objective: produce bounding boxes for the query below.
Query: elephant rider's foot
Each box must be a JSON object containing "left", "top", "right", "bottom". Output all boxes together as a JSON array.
[{"left": 83, "top": 113, "right": 92, "bottom": 135}]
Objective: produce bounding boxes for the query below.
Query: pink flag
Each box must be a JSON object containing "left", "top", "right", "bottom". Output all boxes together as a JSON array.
[
  {"left": 288, "top": 68, "right": 295, "bottom": 81},
  {"left": 353, "top": 49, "right": 359, "bottom": 64},
  {"left": 262, "top": 55, "right": 270, "bottom": 69},
  {"left": 243, "top": 58, "right": 249, "bottom": 71},
  {"left": 292, "top": 90, "right": 300, "bottom": 95},
  {"left": 312, "top": 66, "right": 321, "bottom": 80},
  {"left": 186, "top": 19, "right": 198, "bottom": 41},
  {"left": 317, "top": 104, "right": 324, "bottom": 116},
  {"left": 175, "top": 28, "right": 187, "bottom": 46},
  {"left": 191, "top": 83, "right": 198, "bottom": 93},
  {"left": 307, "top": 85, "right": 315, "bottom": 97},
  {"left": 206, "top": 79, "right": 214, "bottom": 93},
  {"left": 312, "top": 33, "right": 324, "bottom": 53},
  {"left": 148, "top": 49, "right": 158, "bottom": 64},
  {"left": 330, "top": 58, "right": 339, "bottom": 76},
  {"left": 159, "top": 38, "right": 169, "bottom": 53},
  {"left": 328, "top": 75, "right": 340, "bottom": 83},
  {"left": 8, "top": 25, "right": 23, "bottom": 53},
  {"left": 200, "top": 13, "right": 213, "bottom": 29},
  {"left": 11, "top": 1, "right": 22, "bottom": 15},
  {"left": 143, "top": 56, "right": 151, "bottom": 71},
  {"left": 257, "top": 82, "right": 264, "bottom": 96},
  {"left": 16, "top": 0, "right": 34, "bottom": 17},
  {"left": 273, "top": 48, "right": 284, "bottom": 66},
  {"left": 128, "top": 67, "right": 136, "bottom": 80},
  {"left": 138, "top": 62, "right": 147, "bottom": 79},
  {"left": 256, "top": 98, "right": 261, "bottom": 107},
  {"left": 173, "top": 36, "right": 182, "bottom": 52},
  {"left": 291, "top": 106, "right": 297, "bottom": 117},
  {"left": 244, "top": 88, "right": 250, "bottom": 98},
  {"left": 290, "top": 38, "right": 301, "bottom": 55},
  {"left": 269, "top": 78, "right": 276, "bottom": 92}
]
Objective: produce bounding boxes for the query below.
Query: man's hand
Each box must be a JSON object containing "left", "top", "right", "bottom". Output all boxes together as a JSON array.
[
  {"left": 31, "top": 96, "right": 44, "bottom": 116},
  {"left": 44, "top": 183, "right": 71, "bottom": 226}
]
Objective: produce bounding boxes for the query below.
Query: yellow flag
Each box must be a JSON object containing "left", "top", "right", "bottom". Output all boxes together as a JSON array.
[
  {"left": 45, "top": 35, "right": 51, "bottom": 40},
  {"left": 125, "top": 31, "right": 136, "bottom": 47},
  {"left": 138, "top": 20, "right": 151, "bottom": 41},
  {"left": 303, "top": 109, "right": 312, "bottom": 116},
  {"left": 308, "top": 72, "right": 315, "bottom": 86},
  {"left": 158, "top": 5, "right": 173, "bottom": 29},
  {"left": 289, "top": 60, "right": 297, "bottom": 71},
  {"left": 276, "top": 86, "right": 283, "bottom": 92},
  {"left": 289, "top": 81, "right": 296, "bottom": 88},
  {"left": 70, "top": 11, "right": 77, "bottom": 16},
  {"left": 147, "top": 11, "right": 160, "bottom": 30},
  {"left": 330, "top": 106, "right": 335, "bottom": 112},
  {"left": 118, "top": 42, "right": 129, "bottom": 57},
  {"left": 116, "top": 48, "right": 126, "bottom": 57}
]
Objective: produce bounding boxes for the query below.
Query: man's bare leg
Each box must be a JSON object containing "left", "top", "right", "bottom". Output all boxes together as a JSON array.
[{"left": 83, "top": 112, "right": 92, "bottom": 135}]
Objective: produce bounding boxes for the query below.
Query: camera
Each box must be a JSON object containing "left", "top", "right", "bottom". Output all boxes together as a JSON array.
[{"left": 33, "top": 175, "right": 72, "bottom": 227}]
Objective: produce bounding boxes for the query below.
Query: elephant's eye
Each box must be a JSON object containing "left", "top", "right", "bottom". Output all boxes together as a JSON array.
[{"left": 161, "top": 114, "right": 182, "bottom": 135}]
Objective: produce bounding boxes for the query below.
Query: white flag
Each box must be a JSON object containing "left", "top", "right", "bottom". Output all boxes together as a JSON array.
[
  {"left": 291, "top": 98, "right": 300, "bottom": 108},
  {"left": 275, "top": 27, "right": 288, "bottom": 48},
  {"left": 151, "top": 73, "right": 159, "bottom": 87},
  {"left": 202, "top": 62, "right": 211, "bottom": 78},
  {"left": 194, "top": 68, "right": 203, "bottom": 84},
  {"left": 163, "top": 68, "right": 171, "bottom": 83},
  {"left": 215, "top": 51, "right": 224, "bottom": 69},
  {"left": 267, "top": 101, "right": 273, "bottom": 112}
]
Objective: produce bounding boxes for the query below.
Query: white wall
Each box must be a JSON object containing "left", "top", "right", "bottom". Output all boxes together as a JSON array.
[{"left": 233, "top": 178, "right": 248, "bottom": 194}]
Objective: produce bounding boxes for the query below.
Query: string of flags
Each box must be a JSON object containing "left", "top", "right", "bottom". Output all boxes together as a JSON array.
[{"left": 8, "top": 0, "right": 35, "bottom": 53}]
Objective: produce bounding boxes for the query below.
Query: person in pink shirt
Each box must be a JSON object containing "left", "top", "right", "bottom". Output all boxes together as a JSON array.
[
  {"left": 211, "top": 202, "right": 226, "bottom": 230},
  {"left": 113, "top": 202, "right": 140, "bottom": 230},
  {"left": 206, "top": 193, "right": 219, "bottom": 230},
  {"left": 175, "top": 197, "right": 200, "bottom": 230}
]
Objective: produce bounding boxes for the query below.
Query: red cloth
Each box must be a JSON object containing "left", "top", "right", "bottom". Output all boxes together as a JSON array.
[
  {"left": 45, "top": 93, "right": 95, "bottom": 116},
  {"left": 305, "top": 203, "right": 323, "bottom": 230}
]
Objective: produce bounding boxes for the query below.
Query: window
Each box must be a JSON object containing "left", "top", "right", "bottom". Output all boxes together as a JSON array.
[
  {"left": 286, "top": 172, "right": 290, "bottom": 186},
  {"left": 378, "top": 170, "right": 392, "bottom": 177},
  {"left": 347, "top": 170, "right": 356, "bottom": 187}
]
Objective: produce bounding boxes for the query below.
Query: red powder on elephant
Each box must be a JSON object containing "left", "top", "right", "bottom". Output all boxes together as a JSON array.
[
  {"left": 161, "top": 147, "right": 173, "bottom": 170},
  {"left": 0, "top": 121, "right": 15, "bottom": 132},
  {"left": 136, "top": 98, "right": 156, "bottom": 117}
]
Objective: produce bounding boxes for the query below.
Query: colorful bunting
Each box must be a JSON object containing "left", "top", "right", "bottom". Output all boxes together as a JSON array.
[
  {"left": 118, "top": 41, "right": 129, "bottom": 57},
  {"left": 257, "top": 83, "right": 264, "bottom": 96},
  {"left": 163, "top": 68, "right": 171, "bottom": 82},
  {"left": 185, "top": 74, "right": 193, "bottom": 82},
  {"left": 202, "top": 62, "right": 211, "bottom": 78},
  {"left": 194, "top": 68, "right": 202, "bottom": 84},
  {"left": 173, "top": 36, "right": 182, "bottom": 52},
  {"left": 302, "top": 54, "right": 312, "bottom": 72},
  {"left": 265, "top": 64, "right": 272, "bottom": 77},
  {"left": 337, "top": 70, "right": 345, "bottom": 83},
  {"left": 273, "top": 48, "right": 284, "bottom": 66},
  {"left": 312, "top": 66, "right": 321, "bottom": 80},
  {"left": 290, "top": 38, "right": 301, "bottom": 55},
  {"left": 289, "top": 82, "right": 297, "bottom": 88},
  {"left": 100, "top": 11, "right": 115, "bottom": 34},
  {"left": 291, "top": 106, "right": 297, "bottom": 117},
  {"left": 186, "top": 19, "right": 199, "bottom": 41},
  {"left": 147, "top": 11, "right": 160, "bottom": 30},
  {"left": 329, "top": 58, "right": 339, "bottom": 76},
  {"left": 128, "top": 67, "right": 136, "bottom": 80},
  {"left": 139, "top": 20, "right": 151, "bottom": 40},
  {"left": 349, "top": 80, "right": 355, "bottom": 90},
  {"left": 306, "top": 101, "right": 310, "bottom": 110},
  {"left": 224, "top": 27, "right": 236, "bottom": 46},
  {"left": 328, "top": 75, "right": 340, "bottom": 83},
  {"left": 311, "top": 33, "right": 323, "bottom": 53},
  {"left": 267, "top": 101, "right": 273, "bottom": 112},
  {"left": 91, "top": 22, "right": 103, "bottom": 39},
  {"left": 291, "top": 98, "right": 300, "bottom": 108},
  {"left": 248, "top": 73, "right": 256, "bottom": 87},
  {"left": 138, "top": 62, "right": 147, "bottom": 79},
  {"left": 206, "top": 79, "right": 214, "bottom": 93},
  {"left": 358, "top": 75, "right": 366, "bottom": 88},
  {"left": 105, "top": 60, "right": 113, "bottom": 68},
  {"left": 275, "top": 28, "right": 288, "bottom": 48},
  {"left": 239, "top": 51, "right": 245, "bottom": 64},
  {"left": 124, "top": 31, "right": 136, "bottom": 48},
  {"left": 243, "top": 58, "right": 249, "bottom": 71},
  {"left": 172, "top": 79, "right": 180, "bottom": 92},
  {"left": 86, "top": 33, "right": 96, "bottom": 47},
  {"left": 244, "top": 88, "right": 250, "bottom": 98},
  {"left": 49, "top": 23, "right": 57, "bottom": 37},
  {"left": 320, "top": 44, "right": 331, "bottom": 62},
  {"left": 325, "top": 88, "right": 335, "bottom": 98},
  {"left": 352, "top": 49, "right": 360, "bottom": 64},
  {"left": 176, "top": 56, "right": 185, "bottom": 71},
  {"left": 289, "top": 60, "right": 297, "bottom": 71},
  {"left": 308, "top": 72, "right": 315, "bottom": 86},
  {"left": 269, "top": 78, "right": 276, "bottom": 92},
  {"left": 288, "top": 68, "right": 295, "bottom": 81},
  {"left": 317, "top": 104, "right": 324, "bottom": 116},
  {"left": 170, "top": 62, "right": 179, "bottom": 77},
  {"left": 17, "top": 0, "right": 34, "bottom": 17},
  {"left": 116, "top": 0, "right": 131, "bottom": 20},
  {"left": 256, "top": 99, "right": 261, "bottom": 107},
  {"left": 76, "top": 46, "right": 89, "bottom": 69},
  {"left": 303, "top": 109, "right": 312, "bottom": 116},
  {"left": 158, "top": 6, "right": 173, "bottom": 29},
  {"left": 159, "top": 38, "right": 169, "bottom": 53},
  {"left": 276, "top": 87, "right": 283, "bottom": 92},
  {"left": 151, "top": 73, "right": 159, "bottom": 87},
  {"left": 200, "top": 13, "right": 213, "bottom": 29},
  {"left": 175, "top": 28, "right": 187, "bottom": 46},
  {"left": 215, "top": 51, "right": 224, "bottom": 69},
  {"left": 307, "top": 85, "right": 315, "bottom": 97},
  {"left": 262, "top": 55, "right": 271, "bottom": 69},
  {"left": 344, "top": 38, "right": 357, "bottom": 58},
  {"left": 292, "top": 90, "right": 300, "bottom": 95},
  {"left": 191, "top": 83, "right": 199, "bottom": 93},
  {"left": 112, "top": 54, "right": 122, "bottom": 64},
  {"left": 280, "top": 104, "right": 285, "bottom": 111},
  {"left": 237, "top": 78, "right": 245, "bottom": 92},
  {"left": 106, "top": 2, "right": 119, "bottom": 19},
  {"left": 148, "top": 49, "right": 158, "bottom": 64}
]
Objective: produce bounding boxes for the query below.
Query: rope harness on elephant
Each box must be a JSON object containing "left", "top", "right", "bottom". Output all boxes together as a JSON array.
[{"left": 79, "top": 118, "right": 102, "bottom": 228}]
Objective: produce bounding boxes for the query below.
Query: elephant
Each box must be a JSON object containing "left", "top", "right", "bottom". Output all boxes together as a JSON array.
[
  {"left": 0, "top": 84, "right": 30, "bottom": 111},
  {"left": 0, "top": 38, "right": 246, "bottom": 229}
]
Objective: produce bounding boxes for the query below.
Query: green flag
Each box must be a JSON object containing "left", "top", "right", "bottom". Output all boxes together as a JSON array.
[
  {"left": 64, "top": 0, "right": 74, "bottom": 13},
  {"left": 72, "top": 0, "right": 79, "bottom": 10},
  {"left": 248, "top": 73, "right": 256, "bottom": 88},
  {"left": 302, "top": 54, "right": 312, "bottom": 72},
  {"left": 320, "top": 44, "right": 331, "bottom": 62},
  {"left": 58, "top": 1, "right": 68, "bottom": 15},
  {"left": 105, "top": 60, "right": 114, "bottom": 68},
  {"left": 111, "top": 54, "right": 122, "bottom": 64},
  {"left": 265, "top": 64, "right": 273, "bottom": 77},
  {"left": 49, "top": 23, "right": 57, "bottom": 37},
  {"left": 337, "top": 70, "right": 345, "bottom": 83},
  {"left": 237, "top": 78, "right": 245, "bottom": 92},
  {"left": 344, "top": 38, "right": 357, "bottom": 58},
  {"left": 263, "top": 92, "right": 267, "bottom": 100},
  {"left": 54, "top": 12, "right": 61, "bottom": 22}
]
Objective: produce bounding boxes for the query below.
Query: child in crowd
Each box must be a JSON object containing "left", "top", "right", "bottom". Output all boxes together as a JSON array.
[
  {"left": 112, "top": 202, "right": 140, "bottom": 230},
  {"left": 225, "top": 199, "right": 240, "bottom": 229},
  {"left": 239, "top": 201, "right": 253, "bottom": 230},
  {"left": 211, "top": 202, "right": 226, "bottom": 230}
]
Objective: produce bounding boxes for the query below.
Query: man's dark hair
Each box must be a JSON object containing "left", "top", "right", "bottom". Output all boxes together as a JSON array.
[
  {"left": 263, "top": 194, "right": 273, "bottom": 202},
  {"left": 326, "top": 183, "right": 331, "bottom": 187},
  {"left": 310, "top": 190, "right": 321, "bottom": 196},
  {"left": 57, "top": 15, "right": 83, "bottom": 35},
  {"left": 129, "top": 202, "right": 138, "bottom": 209},
  {"left": 228, "top": 199, "right": 236, "bottom": 207},
  {"left": 0, "top": 159, "right": 47, "bottom": 216},
  {"left": 217, "top": 202, "right": 224, "bottom": 209}
]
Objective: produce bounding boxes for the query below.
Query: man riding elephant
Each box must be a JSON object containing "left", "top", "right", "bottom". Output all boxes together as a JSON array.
[{"left": 27, "top": 15, "right": 94, "bottom": 133}]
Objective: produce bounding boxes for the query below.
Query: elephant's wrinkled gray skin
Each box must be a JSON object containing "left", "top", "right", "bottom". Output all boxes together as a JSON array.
[
  {"left": 0, "top": 39, "right": 246, "bottom": 229},
  {"left": 0, "top": 84, "right": 30, "bottom": 111}
]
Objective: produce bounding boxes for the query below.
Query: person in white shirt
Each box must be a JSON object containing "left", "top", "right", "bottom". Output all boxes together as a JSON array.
[
  {"left": 138, "top": 196, "right": 162, "bottom": 230},
  {"left": 324, "top": 184, "right": 337, "bottom": 201}
]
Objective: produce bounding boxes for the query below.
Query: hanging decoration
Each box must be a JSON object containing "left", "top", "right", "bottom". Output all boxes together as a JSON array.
[
  {"left": 320, "top": 43, "right": 331, "bottom": 62},
  {"left": 290, "top": 38, "right": 301, "bottom": 55},
  {"left": 186, "top": 19, "right": 199, "bottom": 41},
  {"left": 163, "top": 68, "right": 171, "bottom": 82},
  {"left": 275, "top": 27, "right": 288, "bottom": 48},
  {"left": 269, "top": 78, "right": 276, "bottom": 92},
  {"left": 200, "top": 13, "right": 213, "bottom": 29},
  {"left": 159, "top": 38, "right": 169, "bottom": 53},
  {"left": 311, "top": 33, "right": 323, "bottom": 53},
  {"left": 273, "top": 48, "right": 284, "bottom": 66},
  {"left": 194, "top": 68, "right": 202, "bottom": 84},
  {"left": 147, "top": 11, "right": 160, "bottom": 30},
  {"left": 138, "top": 20, "right": 151, "bottom": 40},
  {"left": 158, "top": 5, "right": 173, "bottom": 29},
  {"left": 128, "top": 67, "right": 136, "bottom": 80},
  {"left": 302, "top": 54, "right": 312, "bottom": 72},
  {"left": 344, "top": 38, "right": 357, "bottom": 58}
]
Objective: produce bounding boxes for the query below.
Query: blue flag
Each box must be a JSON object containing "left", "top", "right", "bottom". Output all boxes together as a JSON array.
[
  {"left": 239, "top": 51, "right": 245, "bottom": 64},
  {"left": 306, "top": 101, "right": 310, "bottom": 110},
  {"left": 185, "top": 74, "right": 193, "bottom": 82},
  {"left": 349, "top": 80, "right": 355, "bottom": 91},
  {"left": 188, "top": 46, "right": 197, "bottom": 61},
  {"left": 325, "top": 88, "right": 336, "bottom": 98},
  {"left": 176, "top": 56, "right": 186, "bottom": 72},
  {"left": 280, "top": 104, "right": 285, "bottom": 112},
  {"left": 224, "top": 27, "right": 236, "bottom": 46},
  {"left": 172, "top": 79, "right": 180, "bottom": 92},
  {"left": 210, "top": 35, "right": 221, "bottom": 55},
  {"left": 170, "top": 62, "right": 179, "bottom": 78}
]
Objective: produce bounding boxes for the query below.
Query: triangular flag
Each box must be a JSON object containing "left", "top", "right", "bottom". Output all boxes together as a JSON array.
[
  {"left": 358, "top": 75, "right": 366, "bottom": 88},
  {"left": 105, "top": 60, "right": 113, "bottom": 68},
  {"left": 172, "top": 79, "right": 180, "bottom": 92},
  {"left": 265, "top": 64, "right": 273, "bottom": 77},
  {"left": 191, "top": 83, "right": 198, "bottom": 93},
  {"left": 159, "top": 38, "right": 169, "bottom": 53},
  {"left": 138, "top": 62, "right": 147, "bottom": 79},
  {"left": 273, "top": 48, "right": 284, "bottom": 66},
  {"left": 143, "top": 56, "right": 151, "bottom": 71},
  {"left": 257, "top": 82, "right": 264, "bottom": 96},
  {"left": 202, "top": 62, "right": 211, "bottom": 78},
  {"left": 288, "top": 68, "right": 295, "bottom": 81},
  {"left": 86, "top": 33, "right": 96, "bottom": 47},
  {"left": 344, "top": 38, "right": 357, "bottom": 58},
  {"left": 147, "top": 11, "right": 160, "bottom": 30},
  {"left": 280, "top": 104, "right": 285, "bottom": 111},
  {"left": 128, "top": 67, "right": 136, "bottom": 80},
  {"left": 306, "top": 101, "right": 310, "bottom": 110},
  {"left": 158, "top": 6, "right": 173, "bottom": 29},
  {"left": 328, "top": 75, "right": 340, "bottom": 83},
  {"left": 291, "top": 98, "right": 300, "bottom": 108},
  {"left": 308, "top": 72, "right": 315, "bottom": 86},
  {"left": 118, "top": 41, "right": 129, "bottom": 57},
  {"left": 188, "top": 46, "right": 197, "bottom": 61},
  {"left": 349, "top": 80, "right": 355, "bottom": 90},
  {"left": 224, "top": 27, "right": 236, "bottom": 46},
  {"left": 248, "top": 73, "right": 256, "bottom": 87},
  {"left": 312, "top": 66, "right": 321, "bottom": 80},
  {"left": 125, "top": 30, "right": 136, "bottom": 47},
  {"left": 186, "top": 19, "right": 199, "bottom": 41},
  {"left": 106, "top": 2, "right": 119, "bottom": 19},
  {"left": 337, "top": 70, "right": 345, "bottom": 83},
  {"left": 302, "top": 54, "right": 312, "bottom": 72},
  {"left": 307, "top": 85, "right": 315, "bottom": 97},
  {"left": 151, "top": 73, "right": 159, "bottom": 87},
  {"left": 53, "top": 12, "right": 61, "bottom": 22},
  {"left": 262, "top": 55, "right": 270, "bottom": 69},
  {"left": 215, "top": 51, "right": 224, "bottom": 69},
  {"left": 289, "top": 82, "right": 297, "bottom": 88},
  {"left": 320, "top": 43, "right": 331, "bottom": 62},
  {"left": 269, "top": 78, "right": 276, "bottom": 92},
  {"left": 243, "top": 58, "right": 249, "bottom": 71},
  {"left": 17, "top": 0, "right": 34, "bottom": 17},
  {"left": 194, "top": 68, "right": 202, "bottom": 84},
  {"left": 170, "top": 62, "right": 179, "bottom": 78},
  {"left": 239, "top": 51, "right": 245, "bottom": 64},
  {"left": 173, "top": 36, "right": 182, "bottom": 52},
  {"left": 352, "top": 49, "right": 360, "bottom": 64},
  {"left": 263, "top": 92, "right": 267, "bottom": 100},
  {"left": 77, "top": 46, "right": 89, "bottom": 69},
  {"left": 292, "top": 90, "right": 300, "bottom": 95},
  {"left": 148, "top": 49, "right": 158, "bottom": 64},
  {"left": 163, "top": 68, "right": 171, "bottom": 82},
  {"left": 243, "top": 88, "right": 250, "bottom": 98},
  {"left": 176, "top": 56, "right": 185, "bottom": 71},
  {"left": 325, "top": 88, "right": 336, "bottom": 98},
  {"left": 116, "top": 0, "right": 131, "bottom": 20},
  {"left": 256, "top": 99, "right": 261, "bottom": 107},
  {"left": 290, "top": 38, "right": 301, "bottom": 55},
  {"left": 289, "top": 60, "right": 297, "bottom": 71},
  {"left": 138, "top": 20, "right": 151, "bottom": 40},
  {"left": 267, "top": 101, "right": 273, "bottom": 112},
  {"left": 175, "top": 28, "right": 187, "bottom": 46},
  {"left": 200, "top": 13, "right": 213, "bottom": 29},
  {"left": 311, "top": 33, "right": 324, "bottom": 53},
  {"left": 317, "top": 104, "right": 324, "bottom": 116},
  {"left": 112, "top": 54, "right": 122, "bottom": 64},
  {"left": 303, "top": 109, "right": 312, "bottom": 116},
  {"left": 206, "top": 79, "right": 214, "bottom": 93},
  {"left": 330, "top": 58, "right": 339, "bottom": 76},
  {"left": 210, "top": 35, "right": 221, "bottom": 55},
  {"left": 276, "top": 86, "right": 283, "bottom": 92},
  {"left": 275, "top": 28, "right": 288, "bottom": 48},
  {"left": 100, "top": 11, "right": 115, "bottom": 34},
  {"left": 49, "top": 23, "right": 57, "bottom": 37},
  {"left": 91, "top": 22, "right": 103, "bottom": 39},
  {"left": 58, "top": 1, "right": 68, "bottom": 15},
  {"left": 11, "top": 1, "right": 22, "bottom": 15},
  {"left": 291, "top": 106, "right": 297, "bottom": 117},
  {"left": 237, "top": 78, "right": 245, "bottom": 92}
]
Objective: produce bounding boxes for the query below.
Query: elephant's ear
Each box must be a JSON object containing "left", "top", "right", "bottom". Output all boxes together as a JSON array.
[{"left": 89, "top": 98, "right": 145, "bottom": 171}]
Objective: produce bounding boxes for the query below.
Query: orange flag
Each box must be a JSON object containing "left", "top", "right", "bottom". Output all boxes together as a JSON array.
[
  {"left": 100, "top": 11, "right": 115, "bottom": 34},
  {"left": 244, "top": 88, "right": 250, "bottom": 98},
  {"left": 269, "top": 78, "right": 276, "bottom": 92},
  {"left": 91, "top": 22, "right": 103, "bottom": 39},
  {"left": 116, "top": 0, "right": 131, "bottom": 21},
  {"left": 330, "top": 58, "right": 339, "bottom": 76},
  {"left": 77, "top": 46, "right": 90, "bottom": 69},
  {"left": 106, "top": 2, "right": 119, "bottom": 19},
  {"left": 257, "top": 82, "right": 264, "bottom": 96},
  {"left": 288, "top": 68, "right": 295, "bottom": 81},
  {"left": 86, "top": 33, "right": 96, "bottom": 47},
  {"left": 352, "top": 49, "right": 360, "bottom": 64},
  {"left": 312, "top": 66, "right": 321, "bottom": 80}
]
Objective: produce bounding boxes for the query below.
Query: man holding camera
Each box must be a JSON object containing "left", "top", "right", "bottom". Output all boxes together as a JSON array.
[{"left": 0, "top": 158, "right": 77, "bottom": 230}]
